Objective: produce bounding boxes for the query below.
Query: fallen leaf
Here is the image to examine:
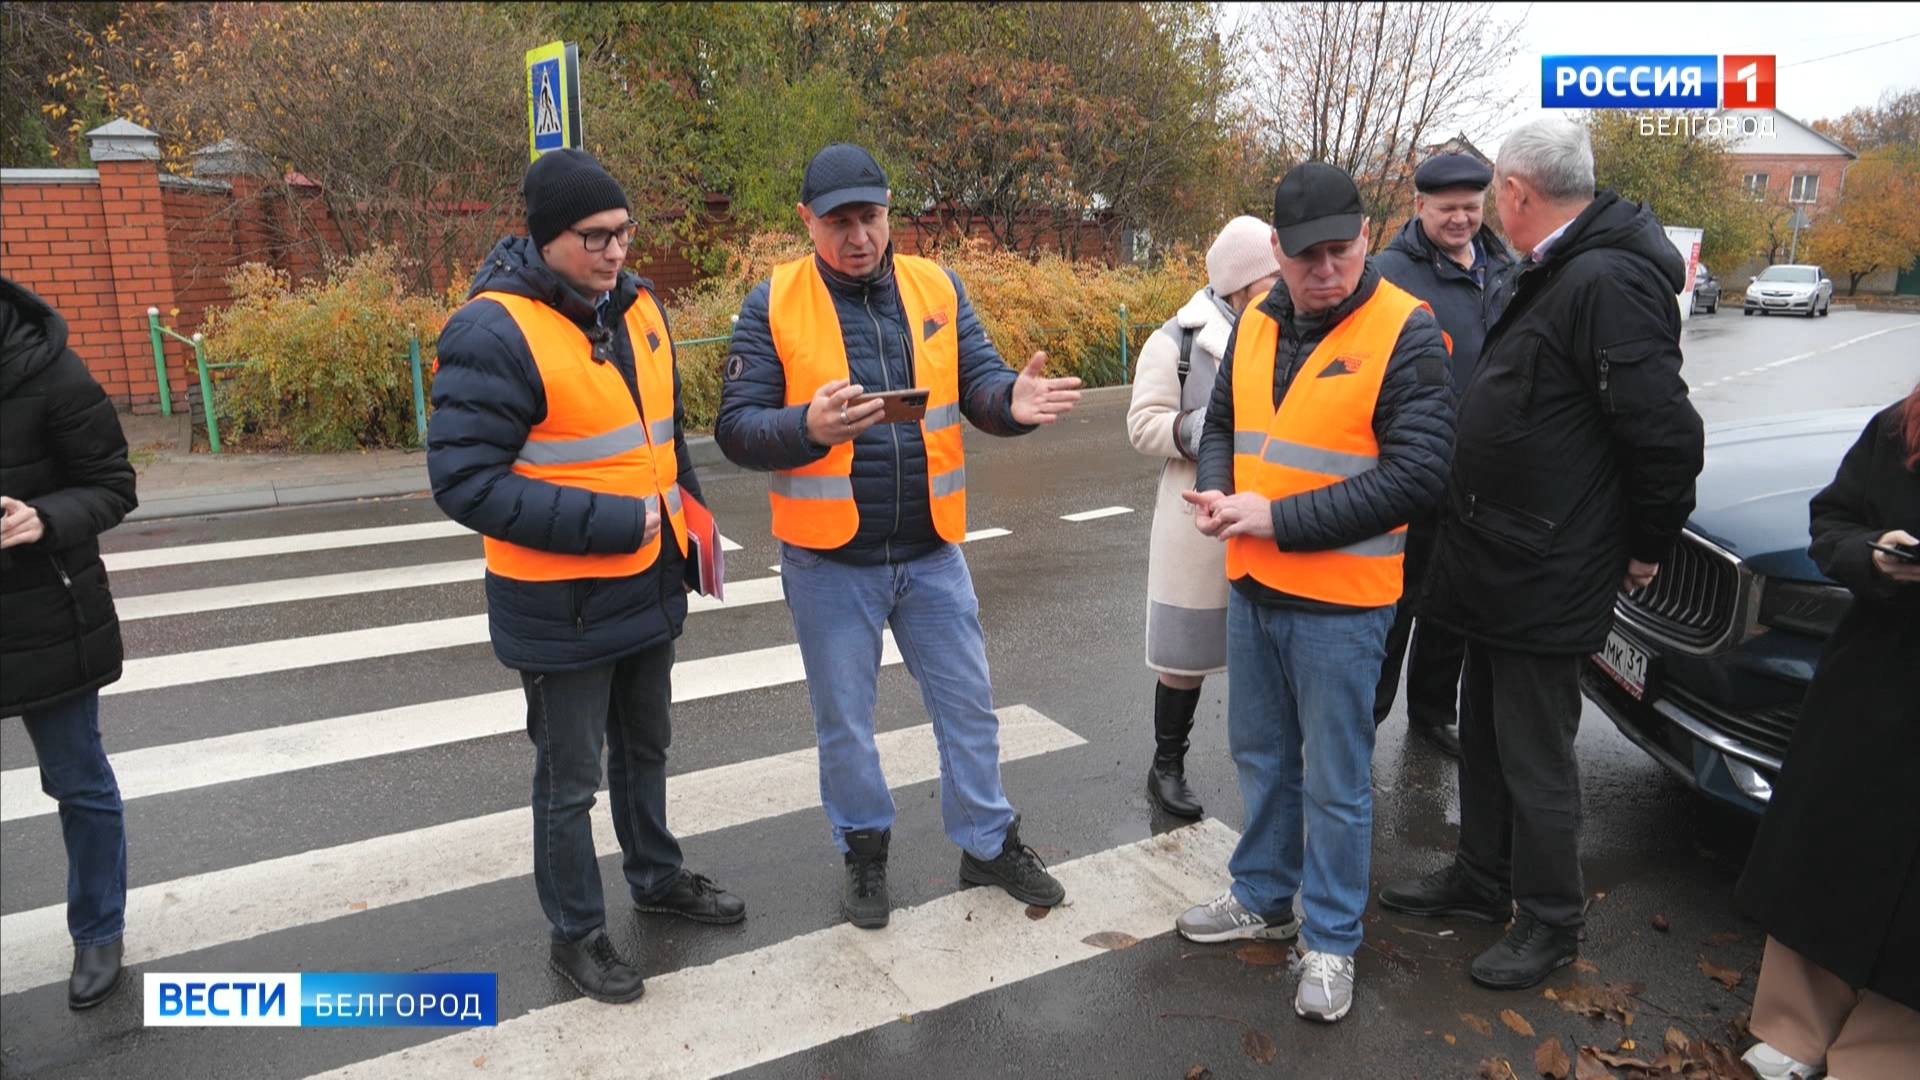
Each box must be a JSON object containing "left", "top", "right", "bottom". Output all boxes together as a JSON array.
[
  {"left": 1572, "top": 959, "right": 1599, "bottom": 975},
  {"left": 899, "top": 1014, "right": 914, "bottom": 1024},
  {"left": 1697, "top": 956, "right": 1743, "bottom": 990},
  {"left": 1573, "top": 1048, "right": 1616, "bottom": 1080},
  {"left": 471, "top": 1058, "right": 486, "bottom": 1069},
  {"left": 1461, "top": 1012, "right": 1495, "bottom": 1037},
  {"left": 1501, "top": 1009, "right": 1537, "bottom": 1037},
  {"left": 1024, "top": 905, "right": 1050, "bottom": 921},
  {"left": 1241, "top": 1029, "right": 1277, "bottom": 1066},
  {"left": 1651, "top": 913, "right": 1671, "bottom": 932},
  {"left": 1083, "top": 931, "right": 1139, "bottom": 951},
  {"left": 1584, "top": 1049, "right": 1654, "bottom": 1069},
  {"left": 1706, "top": 931, "right": 1744, "bottom": 947},
  {"left": 1535, "top": 1037, "right": 1572, "bottom": 1079},
  {"left": 1478, "top": 1058, "right": 1516, "bottom": 1079},
  {"left": 1543, "top": 988, "right": 1560, "bottom": 1002},
  {"left": 1236, "top": 941, "right": 1293, "bottom": 967},
  {"left": 964, "top": 911, "right": 972, "bottom": 922},
  {"left": 1618, "top": 1040, "right": 1635, "bottom": 1052},
  {"left": 1184, "top": 1067, "right": 1213, "bottom": 1080},
  {"left": 349, "top": 901, "right": 368, "bottom": 912},
  {"left": 1445, "top": 1034, "right": 1458, "bottom": 1046},
  {"left": 1664, "top": 1027, "right": 1691, "bottom": 1056},
  {"left": 1552, "top": 983, "right": 1644, "bottom": 1024}
]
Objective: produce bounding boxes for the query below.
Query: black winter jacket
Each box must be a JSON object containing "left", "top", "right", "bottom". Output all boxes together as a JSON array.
[
  {"left": 427, "top": 237, "right": 704, "bottom": 673},
  {"left": 1196, "top": 265, "right": 1457, "bottom": 612},
  {"left": 714, "top": 250, "right": 1032, "bottom": 566},
  {"left": 1, "top": 277, "right": 138, "bottom": 715},
  {"left": 1421, "top": 192, "right": 1705, "bottom": 654},
  {"left": 1371, "top": 217, "right": 1517, "bottom": 397}
]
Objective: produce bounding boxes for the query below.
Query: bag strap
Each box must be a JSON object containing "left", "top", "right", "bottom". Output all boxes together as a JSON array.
[{"left": 1176, "top": 325, "right": 1197, "bottom": 388}]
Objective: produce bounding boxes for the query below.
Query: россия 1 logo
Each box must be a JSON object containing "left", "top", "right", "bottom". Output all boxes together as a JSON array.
[{"left": 1541, "top": 55, "right": 1775, "bottom": 109}]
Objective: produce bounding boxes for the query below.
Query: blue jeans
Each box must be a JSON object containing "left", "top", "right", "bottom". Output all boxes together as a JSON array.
[
  {"left": 21, "top": 689, "right": 127, "bottom": 947},
  {"left": 780, "top": 542, "right": 1015, "bottom": 861},
  {"left": 522, "top": 640, "right": 683, "bottom": 944},
  {"left": 1225, "top": 591, "right": 1393, "bottom": 957}
]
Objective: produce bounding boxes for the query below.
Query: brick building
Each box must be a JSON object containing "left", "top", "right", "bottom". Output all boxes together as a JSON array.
[{"left": 1721, "top": 108, "right": 1857, "bottom": 283}]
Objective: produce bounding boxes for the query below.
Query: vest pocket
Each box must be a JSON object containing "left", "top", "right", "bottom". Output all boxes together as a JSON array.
[{"left": 1462, "top": 492, "right": 1556, "bottom": 557}]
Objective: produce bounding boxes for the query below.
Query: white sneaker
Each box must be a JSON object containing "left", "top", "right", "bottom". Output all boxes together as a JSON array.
[
  {"left": 1741, "top": 1042, "right": 1822, "bottom": 1080},
  {"left": 1294, "top": 950, "right": 1356, "bottom": 1022},
  {"left": 1175, "top": 891, "right": 1302, "bottom": 943}
]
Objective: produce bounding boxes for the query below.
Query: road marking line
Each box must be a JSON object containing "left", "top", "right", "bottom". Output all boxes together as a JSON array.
[
  {"left": 104, "top": 520, "right": 475, "bottom": 572},
  {"left": 4, "top": 632, "right": 821, "bottom": 822},
  {"left": 116, "top": 559, "right": 488, "bottom": 620},
  {"left": 107, "top": 576, "right": 788, "bottom": 696},
  {"left": 1060, "top": 506, "right": 1133, "bottom": 522},
  {"left": 963, "top": 527, "right": 1010, "bottom": 542},
  {"left": 310, "top": 818, "right": 1235, "bottom": 1080},
  {"left": 718, "top": 533, "right": 742, "bottom": 552},
  {"left": 0, "top": 704, "right": 1082, "bottom": 998}
]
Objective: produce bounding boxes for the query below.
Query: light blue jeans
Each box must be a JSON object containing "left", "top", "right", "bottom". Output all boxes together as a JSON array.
[
  {"left": 780, "top": 542, "right": 1016, "bottom": 861},
  {"left": 1225, "top": 590, "right": 1393, "bottom": 957}
]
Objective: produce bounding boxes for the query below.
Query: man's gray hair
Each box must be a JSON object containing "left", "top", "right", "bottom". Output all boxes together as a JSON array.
[{"left": 1496, "top": 118, "right": 1595, "bottom": 201}]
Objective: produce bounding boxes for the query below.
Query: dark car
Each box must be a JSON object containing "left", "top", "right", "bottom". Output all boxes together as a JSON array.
[
  {"left": 1691, "top": 263, "right": 1720, "bottom": 314},
  {"left": 1579, "top": 407, "right": 1874, "bottom": 815}
]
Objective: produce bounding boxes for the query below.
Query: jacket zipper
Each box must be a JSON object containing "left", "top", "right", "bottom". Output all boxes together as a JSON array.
[
  {"left": 862, "top": 289, "right": 903, "bottom": 562},
  {"left": 1466, "top": 493, "right": 1558, "bottom": 532},
  {"left": 570, "top": 581, "right": 586, "bottom": 637},
  {"left": 52, "top": 555, "right": 92, "bottom": 679}
]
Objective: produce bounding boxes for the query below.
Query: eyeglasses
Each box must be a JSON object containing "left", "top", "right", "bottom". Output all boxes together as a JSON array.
[{"left": 571, "top": 220, "right": 640, "bottom": 253}]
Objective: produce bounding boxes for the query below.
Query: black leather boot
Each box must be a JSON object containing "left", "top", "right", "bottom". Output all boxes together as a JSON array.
[
  {"left": 1146, "top": 682, "right": 1204, "bottom": 818},
  {"left": 68, "top": 939, "right": 124, "bottom": 1010}
]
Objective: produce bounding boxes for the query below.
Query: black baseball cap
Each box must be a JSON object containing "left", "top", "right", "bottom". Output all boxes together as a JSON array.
[
  {"left": 1414, "top": 153, "right": 1493, "bottom": 194},
  {"left": 1272, "top": 162, "right": 1366, "bottom": 257},
  {"left": 801, "top": 143, "right": 890, "bottom": 216}
]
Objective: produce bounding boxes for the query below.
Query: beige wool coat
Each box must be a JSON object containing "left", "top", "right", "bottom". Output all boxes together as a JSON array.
[{"left": 1127, "top": 287, "right": 1237, "bottom": 675}]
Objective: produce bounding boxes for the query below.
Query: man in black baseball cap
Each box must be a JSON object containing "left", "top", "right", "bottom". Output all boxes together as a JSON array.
[{"left": 1178, "top": 159, "right": 1455, "bottom": 1024}]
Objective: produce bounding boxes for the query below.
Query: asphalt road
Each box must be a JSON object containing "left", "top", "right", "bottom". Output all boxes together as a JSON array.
[{"left": 1, "top": 307, "right": 1915, "bottom": 1079}]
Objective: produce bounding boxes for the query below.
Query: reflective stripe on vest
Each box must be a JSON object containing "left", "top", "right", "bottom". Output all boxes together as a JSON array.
[
  {"left": 473, "top": 289, "right": 689, "bottom": 583},
  {"left": 765, "top": 255, "right": 966, "bottom": 549},
  {"left": 1226, "top": 279, "right": 1434, "bottom": 607}
]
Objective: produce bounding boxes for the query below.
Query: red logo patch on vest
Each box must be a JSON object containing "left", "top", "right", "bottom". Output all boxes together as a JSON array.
[
  {"left": 922, "top": 310, "right": 951, "bottom": 340},
  {"left": 1317, "top": 356, "right": 1363, "bottom": 378}
]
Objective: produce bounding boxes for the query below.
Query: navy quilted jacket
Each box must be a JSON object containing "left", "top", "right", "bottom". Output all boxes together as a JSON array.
[
  {"left": 714, "top": 250, "right": 1032, "bottom": 565},
  {"left": 427, "top": 236, "right": 704, "bottom": 673}
]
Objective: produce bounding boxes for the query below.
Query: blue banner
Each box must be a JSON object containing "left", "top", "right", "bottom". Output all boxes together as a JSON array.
[
  {"left": 1541, "top": 55, "right": 1719, "bottom": 109},
  {"left": 300, "top": 973, "right": 497, "bottom": 1028}
]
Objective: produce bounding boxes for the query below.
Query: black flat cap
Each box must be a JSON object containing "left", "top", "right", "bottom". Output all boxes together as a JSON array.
[
  {"left": 801, "top": 143, "right": 890, "bottom": 216},
  {"left": 1414, "top": 153, "right": 1492, "bottom": 194},
  {"left": 1272, "top": 162, "right": 1365, "bottom": 258}
]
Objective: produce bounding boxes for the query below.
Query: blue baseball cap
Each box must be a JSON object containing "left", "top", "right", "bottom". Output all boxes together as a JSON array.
[{"left": 801, "top": 143, "right": 890, "bottom": 217}]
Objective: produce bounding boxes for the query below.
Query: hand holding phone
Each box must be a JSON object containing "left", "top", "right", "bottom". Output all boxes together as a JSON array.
[
  {"left": 1870, "top": 529, "right": 1920, "bottom": 584},
  {"left": 852, "top": 389, "right": 930, "bottom": 424}
]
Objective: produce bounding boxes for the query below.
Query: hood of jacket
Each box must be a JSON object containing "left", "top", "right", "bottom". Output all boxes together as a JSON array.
[
  {"left": 1541, "top": 190, "right": 1686, "bottom": 294},
  {"left": 1174, "top": 286, "right": 1238, "bottom": 361},
  {"left": 0, "top": 277, "right": 66, "bottom": 399},
  {"left": 465, "top": 235, "right": 640, "bottom": 327}
]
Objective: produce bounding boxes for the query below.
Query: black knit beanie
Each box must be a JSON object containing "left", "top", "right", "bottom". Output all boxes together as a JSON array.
[{"left": 524, "top": 149, "right": 629, "bottom": 249}]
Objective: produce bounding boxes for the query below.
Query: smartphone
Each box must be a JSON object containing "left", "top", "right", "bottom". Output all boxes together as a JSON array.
[
  {"left": 853, "top": 389, "right": 930, "bottom": 424},
  {"left": 1867, "top": 541, "right": 1919, "bottom": 563}
]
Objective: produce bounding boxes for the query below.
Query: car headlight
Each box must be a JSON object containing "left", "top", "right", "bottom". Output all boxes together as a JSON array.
[{"left": 1757, "top": 579, "right": 1851, "bottom": 637}]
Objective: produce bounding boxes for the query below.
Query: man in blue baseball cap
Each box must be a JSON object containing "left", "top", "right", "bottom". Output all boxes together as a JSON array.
[{"left": 716, "top": 143, "right": 1084, "bottom": 930}]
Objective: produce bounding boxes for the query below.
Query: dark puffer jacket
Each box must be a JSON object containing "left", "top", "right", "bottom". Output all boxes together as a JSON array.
[
  {"left": 1196, "top": 265, "right": 1457, "bottom": 612},
  {"left": 1371, "top": 217, "right": 1517, "bottom": 396},
  {"left": 427, "top": 236, "right": 703, "bottom": 673},
  {"left": 1, "top": 277, "right": 138, "bottom": 715},
  {"left": 714, "top": 249, "right": 1032, "bottom": 566},
  {"left": 1421, "top": 191, "right": 1705, "bottom": 654}
]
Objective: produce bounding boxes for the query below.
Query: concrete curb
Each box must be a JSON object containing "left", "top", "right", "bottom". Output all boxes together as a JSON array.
[{"left": 126, "top": 435, "right": 744, "bottom": 522}]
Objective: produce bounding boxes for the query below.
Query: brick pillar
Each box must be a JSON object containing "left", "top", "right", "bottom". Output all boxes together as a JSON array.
[
  {"left": 193, "top": 138, "right": 273, "bottom": 269},
  {"left": 87, "top": 119, "right": 179, "bottom": 415}
]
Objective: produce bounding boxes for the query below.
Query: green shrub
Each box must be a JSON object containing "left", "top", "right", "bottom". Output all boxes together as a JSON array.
[{"left": 201, "top": 250, "right": 454, "bottom": 451}]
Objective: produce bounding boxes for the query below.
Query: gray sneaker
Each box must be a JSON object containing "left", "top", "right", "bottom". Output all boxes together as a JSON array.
[
  {"left": 1293, "top": 950, "right": 1355, "bottom": 1022},
  {"left": 1175, "top": 891, "right": 1302, "bottom": 943}
]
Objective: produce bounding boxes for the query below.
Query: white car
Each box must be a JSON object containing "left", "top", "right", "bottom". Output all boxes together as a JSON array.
[{"left": 1743, "top": 264, "right": 1833, "bottom": 317}]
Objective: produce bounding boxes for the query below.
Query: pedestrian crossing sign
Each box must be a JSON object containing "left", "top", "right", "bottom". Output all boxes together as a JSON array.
[{"left": 525, "top": 41, "right": 582, "bottom": 161}]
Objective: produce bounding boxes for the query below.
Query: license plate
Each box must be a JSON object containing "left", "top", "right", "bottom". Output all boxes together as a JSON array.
[{"left": 1594, "top": 631, "right": 1649, "bottom": 700}]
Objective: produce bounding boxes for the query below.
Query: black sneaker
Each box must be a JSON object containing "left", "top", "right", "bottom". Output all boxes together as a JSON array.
[
  {"left": 549, "top": 928, "right": 645, "bottom": 1003},
  {"left": 1379, "top": 863, "right": 1511, "bottom": 922},
  {"left": 959, "top": 816, "right": 1065, "bottom": 907},
  {"left": 634, "top": 870, "right": 746, "bottom": 925},
  {"left": 843, "top": 828, "right": 891, "bottom": 930},
  {"left": 1470, "top": 913, "right": 1580, "bottom": 990},
  {"left": 1411, "top": 722, "right": 1462, "bottom": 758}
]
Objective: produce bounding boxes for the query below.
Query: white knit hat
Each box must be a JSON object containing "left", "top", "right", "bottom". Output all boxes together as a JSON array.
[{"left": 1206, "top": 215, "right": 1283, "bottom": 296}]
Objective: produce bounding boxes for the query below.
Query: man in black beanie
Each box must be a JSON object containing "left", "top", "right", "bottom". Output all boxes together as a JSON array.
[{"left": 428, "top": 148, "right": 744, "bottom": 1004}]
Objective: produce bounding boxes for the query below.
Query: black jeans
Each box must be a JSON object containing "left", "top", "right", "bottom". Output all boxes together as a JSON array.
[
  {"left": 1454, "top": 642, "right": 1586, "bottom": 928},
  {"left": 523, "top": 639, "right": 683, "bottom": 943},
  {"left": 1374, "top": 521, "right": 1466, "bottom": 728}
]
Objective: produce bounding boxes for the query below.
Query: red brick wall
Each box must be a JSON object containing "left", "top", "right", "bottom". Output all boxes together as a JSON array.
[
  {"left": 161, "top": 183, "right": 240, "bottom": 339},
  {"left": 1732, "top": 153, "right": 1852, "bottom": 219},
  {"left": 0, "top": 180, "right": 129, "bottom": 398}
]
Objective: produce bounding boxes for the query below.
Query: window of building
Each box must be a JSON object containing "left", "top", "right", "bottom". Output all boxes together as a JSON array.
[
  {"left": 1790, "top": 174, "right": 1819, "bottom": 204},
  {"left": 1743, "top": 173, "right": 1769, "bottom": 199}
]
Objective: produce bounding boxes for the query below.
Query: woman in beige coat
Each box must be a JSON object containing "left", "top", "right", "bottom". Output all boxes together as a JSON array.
[{"left": 1127, "top": 216, "right": 1282, "bottom": 818}]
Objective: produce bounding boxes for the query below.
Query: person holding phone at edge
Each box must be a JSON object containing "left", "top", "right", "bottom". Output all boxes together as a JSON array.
[{"left": 715, "top": 143, "right": 1083, "bottom": 930}]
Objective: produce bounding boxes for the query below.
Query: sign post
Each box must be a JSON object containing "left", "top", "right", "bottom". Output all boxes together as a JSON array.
[{"left": 525, "top": 41, "right": 582, "bottom": 161}]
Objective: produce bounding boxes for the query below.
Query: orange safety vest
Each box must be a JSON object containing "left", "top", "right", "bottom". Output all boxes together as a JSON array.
[
  {"left": 765, "top": 255, "right": 966, "bottom": 549},
  {"left": 472, "top": 289, "right": 688, "bottom": 582},
  {"left": 1226, "top": 279, "right": 1433, "bottom": 607}
]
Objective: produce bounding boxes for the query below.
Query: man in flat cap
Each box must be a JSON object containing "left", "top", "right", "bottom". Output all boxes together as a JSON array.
[
  {"left": 1180, "top": 161, "right": 1454, "bottom": 1023},
  {"left": 1369, "top": 152, "right": 1517, "bottom": 759}
]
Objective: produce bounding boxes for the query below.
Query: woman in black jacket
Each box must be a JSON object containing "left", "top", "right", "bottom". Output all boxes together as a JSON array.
[
  {"left": 1735, "top": 384, "right": 1920, "bottom": 1080},
  {"left": 1, "top": 276, "right": 138, "bottom": 1009}
]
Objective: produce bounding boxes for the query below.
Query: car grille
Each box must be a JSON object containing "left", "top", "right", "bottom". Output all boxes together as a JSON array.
[
  {"left": 1663, "top": 684, "right": 1800, "bottom": 764},
  {"left": 1618, "top": 532, "right": 1740, "bottom": 649}
]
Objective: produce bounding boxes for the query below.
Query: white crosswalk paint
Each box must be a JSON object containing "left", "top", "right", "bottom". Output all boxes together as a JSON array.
[
  {"left": 104, "top": 520, "right": 476, "bottom": 572},
  {"left": 1060, "top": 506, "right": 1133, "bottom": 522},
  {"left": 963, "top": 527, "right": 1011, "bottom": 541},
  {"left": 104, "top": 576, "right": 787, "bottom": 696},
  {"left": 315, "top": 819, "right": 1238, "bottom": 1080},
  {"left": 4, "top": 633, "right": 825, "bottom": 822},
  {"left": 0, "top": 703, "right": 1080, "bottom": 997},
  {"left": 115, "top": 559, "right": 488, "bottom": 620}
]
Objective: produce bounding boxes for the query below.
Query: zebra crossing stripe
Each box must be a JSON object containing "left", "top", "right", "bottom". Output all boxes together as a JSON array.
[
  {"left": 0, "top": 704, "right": 1083, "bottom": 997},
  {"left": 313, "top": 819, "right": 1239, "bottom": 1080},
  {"left": 104, "top": 521, "right": 476, "bottom": 572}
]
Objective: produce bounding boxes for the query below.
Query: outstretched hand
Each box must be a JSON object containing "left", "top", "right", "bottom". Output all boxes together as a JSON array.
[{"left": 1010, "top": 352, "right": 1083, "bottom": 426}]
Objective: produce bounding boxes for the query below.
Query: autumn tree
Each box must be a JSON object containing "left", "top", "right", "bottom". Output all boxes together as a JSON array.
[
  {"left": 1805, "top": 143, "right": 1920, "bottom": 295},
  {"left": 1813, "top": 87, "right": 1920, "bottom": 154},
  {"left": 1587, "top": 111, "right": 1765, "bottom": 270}
]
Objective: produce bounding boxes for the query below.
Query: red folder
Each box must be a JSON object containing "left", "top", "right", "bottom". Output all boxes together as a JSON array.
[{"left": 680, "top": 490, "right": 726, "bottom": 601}]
